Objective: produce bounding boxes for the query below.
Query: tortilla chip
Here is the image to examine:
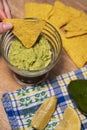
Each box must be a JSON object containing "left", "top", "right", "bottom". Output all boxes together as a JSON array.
[
  {"left": 4, "top": 18, "right": 46, "bottom": 48},
  {"left": 48, "top": 2, "right": 70, "bottom": 28},
  {"left": 54, "top": 1, "right": 66, "bottom": 9},
  {"left": 67, "top": 6, "right": 84, "bottom": 19},
  {"left": 25, "top": 2, "right": 53, "bottom": 20},
  {"left": 62, "top": 33, "right": 87, "bottom": 68},
  {"left": 65, "top": 31, "right": 87, "bottom": 38},
  {"left": 48, "top": 1, "right": 84, "bottom": 28},
  {"left": 57, "top": 26, "right": 87, "bottom": 68},
  {"left": 64, "top": 14, "right": 87, "bottom": 32},
  {"left": 48, "top": 11, "right": 70, "bottom": 28},
  {"left": 54, "top": 1, "right": 84, "bottom": 18}
]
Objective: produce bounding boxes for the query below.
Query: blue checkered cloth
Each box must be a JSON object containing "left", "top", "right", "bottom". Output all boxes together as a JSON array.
[{"left": 2, "top": 66, "right": 87, "bottom": 130}]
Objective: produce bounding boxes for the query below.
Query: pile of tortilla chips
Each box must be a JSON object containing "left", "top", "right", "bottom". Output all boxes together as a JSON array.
[{"left": 25, "top": 1, "right": 87, "bottom": 68}]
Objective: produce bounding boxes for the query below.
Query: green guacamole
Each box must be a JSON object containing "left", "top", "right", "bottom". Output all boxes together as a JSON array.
[{"left": 9, "top": 36, "right": 52, "bottom": 70}]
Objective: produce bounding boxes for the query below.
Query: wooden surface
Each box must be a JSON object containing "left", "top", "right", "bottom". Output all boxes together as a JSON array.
[{"left": 0, "top": 0, "right": 87, "bottom": 129}]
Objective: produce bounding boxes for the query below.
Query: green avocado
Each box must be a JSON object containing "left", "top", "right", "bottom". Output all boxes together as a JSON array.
[{"left": 68, "top": 80, "right": 87, "bottom": 115}]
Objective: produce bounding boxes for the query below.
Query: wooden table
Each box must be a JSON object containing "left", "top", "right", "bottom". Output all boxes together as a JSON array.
[{"left": 0, "top": 0, "right": 87, "bottom": 129}]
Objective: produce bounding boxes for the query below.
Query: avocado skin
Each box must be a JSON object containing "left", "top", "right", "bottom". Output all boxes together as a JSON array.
[{"left": 68, "top": 80, "right": 87, "bottom": 115}]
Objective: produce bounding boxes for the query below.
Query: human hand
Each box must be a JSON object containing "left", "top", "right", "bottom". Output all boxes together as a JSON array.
[{"left": 0, "top": 0, "right": 13, "bottom": 34}]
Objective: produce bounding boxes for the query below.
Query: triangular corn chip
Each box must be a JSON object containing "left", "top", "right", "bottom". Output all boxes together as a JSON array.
[
  {"left": 65, "top": 30, "right": 87, "bottom": 38},
  {"left": 4, "top": 18, "right": 45, "bottom": 48},
  {"left": 48, "top": 1, "right": 84, "bottom": 28},
  {"left": 64, "top": 14, "right": 87, "bottom": 32},
  {"left": 62, "top": 33, "right": 87, "bottom": 68},
  {"left": 25, "top": 2, "right": 52, "bottom": 20}
]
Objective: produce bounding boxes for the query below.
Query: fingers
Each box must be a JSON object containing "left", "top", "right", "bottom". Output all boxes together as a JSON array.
[
  {"left": 0, "top": 0, "right": 4, "bottom": 11},
  {"left": 0, "top": 9, "right": 6, "bottom": 20},
  {"left": 0, "top": 0, "right": 12, "bottom": 33},
  {"left": 2, "top": 0, "right": 11, "bottom": 18},
  {"left": 0, "top": 0, "right": 11, "bottom": 20},
  {"left": 0, "top": 22, "right": 13, "bottom": 34},
  {"left": 0, "top": 0, "right": 6, "bottom": 19}
]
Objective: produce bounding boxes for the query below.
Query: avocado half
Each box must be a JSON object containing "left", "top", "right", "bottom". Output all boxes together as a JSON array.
[{"left": 68, "top": 80, "right": 87, "bottom": 115}]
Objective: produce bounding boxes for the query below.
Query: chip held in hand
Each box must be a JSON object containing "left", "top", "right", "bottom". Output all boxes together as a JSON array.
[{"left": 3, "top": 18, "right": 46, "bottom": 48}]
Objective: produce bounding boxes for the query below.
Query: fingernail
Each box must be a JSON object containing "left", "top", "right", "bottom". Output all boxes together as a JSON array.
[{"left": 3, "top": 22, "right": 13, "bottom": 30}]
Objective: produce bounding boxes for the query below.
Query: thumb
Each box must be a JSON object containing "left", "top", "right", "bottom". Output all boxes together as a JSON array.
[{"left": 0, "top": 22, "right": 13, "bottom": 34}]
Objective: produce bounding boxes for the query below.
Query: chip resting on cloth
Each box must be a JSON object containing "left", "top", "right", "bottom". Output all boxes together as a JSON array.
[{"left": 3, "top": 18, "right": 46, "bottom": 48}]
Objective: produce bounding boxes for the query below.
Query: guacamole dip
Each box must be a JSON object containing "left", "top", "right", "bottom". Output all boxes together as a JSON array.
[{"left": 9, "top": 36, "right": 52, "bottom": 70}]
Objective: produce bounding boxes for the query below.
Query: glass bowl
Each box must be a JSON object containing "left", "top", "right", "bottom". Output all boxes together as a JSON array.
[{"left": 0, "top": 18, "right": 62, "bottom": 85}]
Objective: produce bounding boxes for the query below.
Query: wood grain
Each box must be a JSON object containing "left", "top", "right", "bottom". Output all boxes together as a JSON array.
[{"left": 0, "top": 0, "right": 87, "bottom": 129}]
